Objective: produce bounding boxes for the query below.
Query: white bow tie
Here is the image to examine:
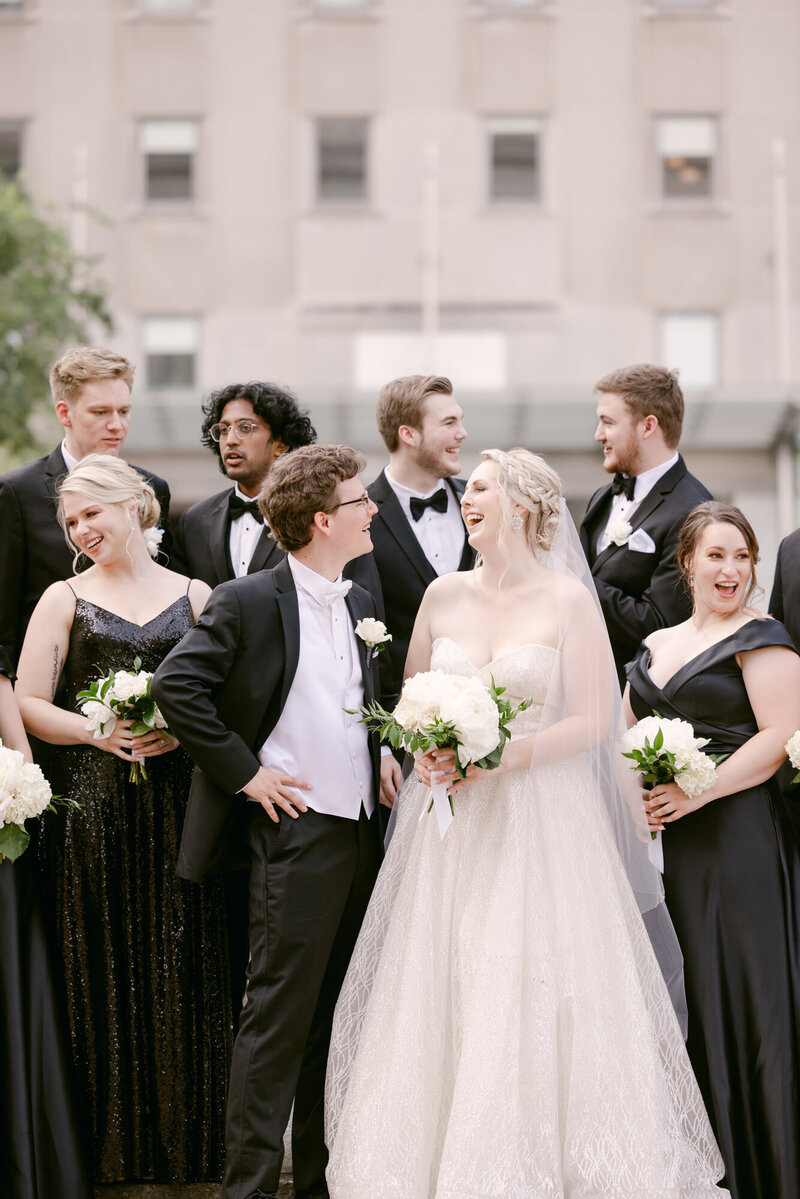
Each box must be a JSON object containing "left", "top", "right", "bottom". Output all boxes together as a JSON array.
[{"left": 319, "top": 579, "right": 353, "bottom": 607}]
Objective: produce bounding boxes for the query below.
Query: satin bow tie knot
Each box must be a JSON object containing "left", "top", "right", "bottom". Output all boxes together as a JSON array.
[
  {"left": 228, "top": 493, "right": 262, "bottom": 521},
  {"left": 320, "top": 579, "right": 353, "bottom": 607},
  {"left": 611, "top": 473, "right": 636, "bottom": 502},
  {"left": 410, "top": 487, "right": 449, "bottom": 522}
]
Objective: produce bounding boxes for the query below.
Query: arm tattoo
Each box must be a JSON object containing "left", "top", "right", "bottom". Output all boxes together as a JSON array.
[{"left": 50, "top": 645, "right": 63, "bottom": 700}]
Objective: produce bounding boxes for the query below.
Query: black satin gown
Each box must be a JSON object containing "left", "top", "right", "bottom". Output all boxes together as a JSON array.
[
  {"left": 627, "top": 618, "right": 800, "bottom": 1199},
  {"left": 35, "top": 597, "right": 232, "bottom": 1183},
  {"left": 0, "top": 650, "right": 91, "bottom": 1199}
]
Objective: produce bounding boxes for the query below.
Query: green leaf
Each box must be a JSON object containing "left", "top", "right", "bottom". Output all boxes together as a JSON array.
[{"left": 0, "top": 822, "right": 30, "bottom": 861}]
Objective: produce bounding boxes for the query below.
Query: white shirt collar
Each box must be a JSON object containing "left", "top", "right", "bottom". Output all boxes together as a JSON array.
[
  {"left": 632, "top": 452, "right": 679, "bottom": 502},
  {"left": 288, "top": 553, "right": 349, "bottom": 607},
  {"left": 384, "top": 468, "right": 447, "bottom": 501},
  {"left": 60, "top": 440, "right": 80, "bottom": 473}
]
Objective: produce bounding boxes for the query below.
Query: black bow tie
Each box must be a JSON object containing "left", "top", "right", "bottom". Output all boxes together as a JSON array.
[
  {"left": 611, "top": 473, "right": 636, "bottom": 502},
  {"left": 228, "top": 493, "right": 262, "bottom": 521},
  {"left": 410, "top": 487, "right": 449, "bottom": 522}
]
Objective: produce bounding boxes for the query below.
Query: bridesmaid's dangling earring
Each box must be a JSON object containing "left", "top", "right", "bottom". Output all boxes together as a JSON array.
[{"left": 511, "top": 513, "right": 524, "bottom": 532}]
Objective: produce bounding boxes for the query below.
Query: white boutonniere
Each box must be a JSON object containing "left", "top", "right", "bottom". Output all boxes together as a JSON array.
[
  {"left": 607, "top": 517, "right": 633, "bottom": 547},
  {"left": 142, "top": 526, "right": 164, "bottom": 560},
  {"left": 355, "top": 618, "right": 392, "bottom": 657}
]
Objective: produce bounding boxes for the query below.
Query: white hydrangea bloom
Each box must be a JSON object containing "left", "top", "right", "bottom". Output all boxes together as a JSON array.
[{"left": 786, "top": 730, "right": 800, "bottom": 771}]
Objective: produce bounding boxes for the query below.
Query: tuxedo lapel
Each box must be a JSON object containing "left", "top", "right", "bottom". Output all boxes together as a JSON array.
[
  {"left": 345, "top": 589, "right": 376, "bottom": 705},
  {"left": 274, "top": 559, "right": 301, "bottom": 712},
  {"left": 43, "top": 446, "right": 68, "bottom": 510},
  {"left": 371, "top": 471, "right": 438, "bottom": 587},
  {"left": 248, "top": 528, "right": 281, "bottom": 575},
  {"left": 209, "top": 491, "right": 234, "bottom": 584},
  {"left": 589, "top": 458, "right": 687, "bottom": 573},
  {"left": 445, "top": 477, "right": 475, "bottom": 571}
]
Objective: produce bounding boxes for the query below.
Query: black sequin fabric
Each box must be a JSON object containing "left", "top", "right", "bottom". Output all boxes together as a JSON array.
[{"left": 35, "top": 597, "right": 232, "bottom": 1183}]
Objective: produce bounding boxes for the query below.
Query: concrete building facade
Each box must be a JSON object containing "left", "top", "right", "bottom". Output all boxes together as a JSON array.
[{"left": 1, "top": 0, "right": 799, "bottom": 574}]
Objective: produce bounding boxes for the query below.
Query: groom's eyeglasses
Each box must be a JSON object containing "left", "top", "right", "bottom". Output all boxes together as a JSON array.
[
  {"left": 331, "top": 494, "right": 371, "bottom": 511},
  {"left": 210, "top": 420, "right": 261, "bottom": 442}
]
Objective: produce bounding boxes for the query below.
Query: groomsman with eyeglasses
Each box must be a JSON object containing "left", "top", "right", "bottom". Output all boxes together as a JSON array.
[{"left": 171, "top": 381, "right": 317, "bottom": 587}]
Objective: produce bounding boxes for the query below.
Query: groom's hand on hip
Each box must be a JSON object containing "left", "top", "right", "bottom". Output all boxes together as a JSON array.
[{"left": 242, "top": 765, "right": 312, "bottom": 823}]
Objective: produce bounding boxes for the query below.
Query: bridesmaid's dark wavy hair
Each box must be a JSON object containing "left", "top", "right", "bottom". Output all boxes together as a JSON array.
[{"left": 677, "top": 501, "right": 763, "bottom": 612}]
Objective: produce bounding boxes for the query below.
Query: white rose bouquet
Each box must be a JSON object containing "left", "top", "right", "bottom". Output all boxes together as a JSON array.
[
  {"left": 0, "top": 739, "right": 77, "bottom": 862},
  {"left": 785, "top": 730, "right": 800, "bottom": 784},
  {"left": 76, "top": 655, "right": 173, "bottom": 784},
  {"left": 352, "top": 670, "right": 532, "bottom": 836},
  {"left": 621, "top": 713, "right": 725, "bottom": 864}
]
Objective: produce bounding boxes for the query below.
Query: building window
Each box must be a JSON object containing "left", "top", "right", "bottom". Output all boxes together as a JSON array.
[
  {"left": 0, "top": 2, "right": 25, "bottom": 11},
  {"left": 658, "top": 312, "right": 719, "bottom": 388},
  {"left": 143, "top": 317, "right": 199, "bottom": 389},
  {"left": 309, "top": 0, "right": 370, "bottom": 8},
  {"left": 481, "top": 1, "right": 545, "bottom": 9},
  {"left": 651, "top": 1, "right": 717, "bottom": 10},
  {"left": 656, "top": 116, "right": 717, "bottom": 201},
  {"left": 488, "top": 118, "right": 542, "bottom": 202},
  {"left": 139, "top": 119, "right": 198, "bottom": 204},
  {"left": 0, "top": 122, "right": 23, "bottom": 178},
  {"left": 316, "top": 117, "right": 369, "bottom": 203},
  {"left": 136, "top": 0, "right": 198, "bottom": 10}
]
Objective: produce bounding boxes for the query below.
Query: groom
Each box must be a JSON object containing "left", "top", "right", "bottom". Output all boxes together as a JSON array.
[
  {"left": 579, "top": 363, "right": 712, "bottom": 683},
  {"left": 152, "top": 444, "right": 389, "bottom": 1199}
]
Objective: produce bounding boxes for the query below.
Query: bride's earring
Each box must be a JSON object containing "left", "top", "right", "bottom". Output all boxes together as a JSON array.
[{"left": 511, "top": 512, "right": 524, "bottom": 532}]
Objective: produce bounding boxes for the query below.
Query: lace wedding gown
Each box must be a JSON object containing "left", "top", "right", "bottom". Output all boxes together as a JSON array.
[{"left": 325, "top": 637, "right": 727, "bottom": 1198}]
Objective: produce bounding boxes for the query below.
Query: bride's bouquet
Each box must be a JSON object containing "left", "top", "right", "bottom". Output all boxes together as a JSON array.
[
  {"left": 77, "top": 655, "right": 173, "bottom": 784},
  {"left": 621, "top": 713, "right": 724, "bottom": 867},
  {"left": 785, "top": 730, "right": 800, "bottom": 784},
  {"left": 0, "top": 739, "right": 74, "bottom": 862},
  {"left": 353, "top": 670, "right": 532, "bottom": 836}
]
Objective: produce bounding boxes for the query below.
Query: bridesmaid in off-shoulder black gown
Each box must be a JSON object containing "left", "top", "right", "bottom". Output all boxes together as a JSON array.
[
  {"left": 0, "top": 648, "right": 91, "bottom": 1199},
  {"left": 627, "top": 617, "right": 800, "bottom": 1199}
]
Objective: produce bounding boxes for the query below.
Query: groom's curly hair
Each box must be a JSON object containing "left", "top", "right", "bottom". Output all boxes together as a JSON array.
[{"left": 260, "top": 444, "right": 366, "bottom": 551}]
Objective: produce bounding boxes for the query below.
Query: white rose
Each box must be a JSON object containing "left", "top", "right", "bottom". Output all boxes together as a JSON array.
[
  {"left": 0, "top": 743, "right": 24, "bottom": 807},
  {"left": 354, "top": 618, "right": 392, "bottom": 648},
  {"left": 14, "top": 763, "right": 52, "bottom": 820},
  {"left": 607, "top": 518, "right": 633, "bottom": 547},
  {"left": 81, "top": 699, "right": 117, "bottom": 739},
  {"left": 438, "top": 676, "right": 500, "bottom": 766},
  {"left": 786, "top": 730, "right": 800, "bottom": 771},
  {"left": 142, "top": 526, "right": 164, "bottom": 560},
  {"left": 111, "top": 671, "right": 149, "bottom": 703},
  {"left": 677, "top": 750, "right": 717, "bottom": 798},
  {"left": 395, "top": 671, "right": 448, "bottom": 731}
]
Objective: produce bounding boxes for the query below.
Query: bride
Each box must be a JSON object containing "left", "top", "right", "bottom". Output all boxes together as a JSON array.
[{"left": 325, "top": 449, "right": 728, "bottom": 1198}]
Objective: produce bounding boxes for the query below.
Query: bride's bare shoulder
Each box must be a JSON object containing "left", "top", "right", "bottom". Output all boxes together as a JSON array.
[{"left": 423, "top": 571, "right": 474, "bottom": 605}]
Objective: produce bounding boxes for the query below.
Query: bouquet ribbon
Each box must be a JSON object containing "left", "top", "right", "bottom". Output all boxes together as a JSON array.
[
  {"left": 648, "top": 830, "right": 664, "bottom": 874},
  {"left": 429, "top": 771, "right": 453, "bottom": 840}
]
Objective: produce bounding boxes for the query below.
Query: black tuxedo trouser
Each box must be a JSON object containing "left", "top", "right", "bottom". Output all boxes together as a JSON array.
[{"left": 221, "top": 804, "right": 379, "bottom": 1199}]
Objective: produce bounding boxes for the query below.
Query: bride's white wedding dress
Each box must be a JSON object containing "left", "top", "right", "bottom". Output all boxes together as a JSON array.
[{"left": 325, "top": 637, "right": 727, "bottom": 1198}]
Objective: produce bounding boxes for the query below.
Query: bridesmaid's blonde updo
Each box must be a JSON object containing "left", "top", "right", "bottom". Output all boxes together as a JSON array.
[
  {"left": 481, "top": 448, "right": 563, "bottom": 555},
  {"left": 57, "top": 453, "right": 160, "bottom": 563}
]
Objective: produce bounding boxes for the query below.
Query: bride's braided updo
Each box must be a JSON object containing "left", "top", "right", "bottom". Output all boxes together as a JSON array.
[{"left": 481, "top": 448, "right": 563, "bottom": 554}]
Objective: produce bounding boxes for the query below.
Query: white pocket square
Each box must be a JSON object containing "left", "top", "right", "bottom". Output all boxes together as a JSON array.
[{"left": 627, "top": 528, "right": 656, "bottom": 553}]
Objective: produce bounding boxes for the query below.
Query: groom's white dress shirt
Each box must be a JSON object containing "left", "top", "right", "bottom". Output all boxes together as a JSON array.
[
  {"left": 596, "top": 452, "right": 679, "bottom": 556},
  {"left": 385, "top": 470, "right": 464, "bottom": 576},
  {"left": 258, "top": 554, "right": 374, "bottom": 821},
  {"left": 228, "top": 483, "right": 264, "bottom": 578},
  {"left": 60, "top": 441, "right": 80, "bottom": 472}
]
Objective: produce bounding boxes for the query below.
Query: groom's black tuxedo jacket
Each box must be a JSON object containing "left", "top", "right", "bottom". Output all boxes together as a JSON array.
[
  {"left": 170, "top": 486, "right": 283, "bottom": 586},
  {"left": 151, "top": 557, "right": 383, "bottom": 882},
  {"left": 770, "top": 529, "right": 800, "bottom": 652},
  {"left": 0, "top": 445, "right": 171, "bottom": 668},
  {"left": 579, "top": 455, "right": 711, "bottom": 681},
  {"left": 346, "top": 470, "right": 474, "bottom": 706}
]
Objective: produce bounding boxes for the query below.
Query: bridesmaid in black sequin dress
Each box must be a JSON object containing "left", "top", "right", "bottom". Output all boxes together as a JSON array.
[
  {"left": 0, "top": 651, "right": 91, "bottom": 1199},
  {"left": 624, "top": 502, "right": 800, "bottom": 1199},
  {"left": 15, "top": 455, "right": 232, "bottom": 1184}
]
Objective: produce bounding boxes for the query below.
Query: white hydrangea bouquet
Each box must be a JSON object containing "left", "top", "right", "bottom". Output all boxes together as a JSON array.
[
  {"left": 0, "top": 739, "right": 76, "bottom": 862},
  {"left": 76, "top": 655, "right": 173, "bottom": 784},
  {"left": 621, "top": 713, "right": 724, "bottom": 869},
  {"left": 353, "top": 670, "right": 531, "bottom": 837},
  {"left": 785, "top": 730, "right": 800, "bottom": 784}
]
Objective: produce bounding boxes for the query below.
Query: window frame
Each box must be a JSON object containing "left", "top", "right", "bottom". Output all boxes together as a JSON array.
[
  {"left": 138, "top": 117, "right": 200, "bottom": 208},
  {"left": 142, "top": 315, "right": 201, "bottom": 391},
  {"left": 314, "top": 114, "right": 371, "bottom": 207},
  {"left": 654, "top": 114, "right": 719, "bottom": 206},
  {"left": 486, "top": 116, "right": 544, "bottom": 206}
]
